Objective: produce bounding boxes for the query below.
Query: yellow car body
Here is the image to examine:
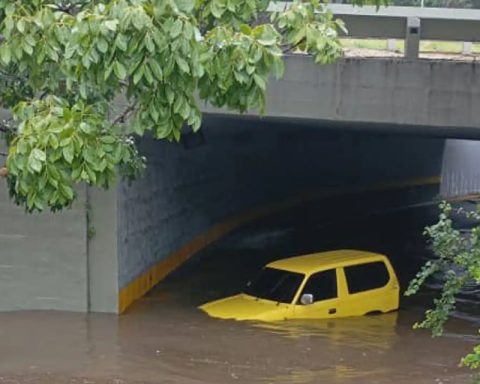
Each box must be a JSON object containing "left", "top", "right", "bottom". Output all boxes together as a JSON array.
[{"left": 199, "top": 249, "right": 400, "bottom": 321}]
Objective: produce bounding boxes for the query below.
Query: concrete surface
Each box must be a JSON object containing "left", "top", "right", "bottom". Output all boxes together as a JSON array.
[
  {"left": 0, "top": 181, "right": 88, "bottom": 312},
  {"left": 204, "top": 56, "right": 480, "bottom": 138},
  {"left": 441, "top": 139, "right": 480, "bottom": 198},
  {"left": 87, "top": 188, "right": 119, "bottom": 313}
]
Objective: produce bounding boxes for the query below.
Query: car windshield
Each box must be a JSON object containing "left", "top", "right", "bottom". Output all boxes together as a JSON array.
[{"left": 244, "top": 267, "right": 304, "bottom": 304}]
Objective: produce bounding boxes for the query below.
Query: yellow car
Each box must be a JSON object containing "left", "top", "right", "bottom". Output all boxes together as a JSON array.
[{"left": 199, "top": 249, "right": 400, "bottom": 321}]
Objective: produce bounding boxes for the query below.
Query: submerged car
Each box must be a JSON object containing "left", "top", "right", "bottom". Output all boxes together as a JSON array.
[{"left": 199, "top": 249, "right": 400, "bottom": 321}]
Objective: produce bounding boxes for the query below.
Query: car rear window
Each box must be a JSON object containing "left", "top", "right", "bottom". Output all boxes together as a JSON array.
[{"left": 344, "top": 261, "right": 390, "bottom": 294}]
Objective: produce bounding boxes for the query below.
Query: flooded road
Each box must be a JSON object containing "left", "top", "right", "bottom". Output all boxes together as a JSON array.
[{"left": 0, "top": 191, "right": 479, "bottom": 384}]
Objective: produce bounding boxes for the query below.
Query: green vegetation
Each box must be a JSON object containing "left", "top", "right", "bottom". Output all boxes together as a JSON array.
[
  {"left": 406, "top": 202, "right": 480, "bottom": 372},
  {"left": 0, "top": 0, "right": 380, "bottom": 212}
]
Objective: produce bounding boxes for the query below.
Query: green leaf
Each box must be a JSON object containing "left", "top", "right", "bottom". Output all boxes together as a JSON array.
[
  {"left": 132, "top": 12, "right": 147, "bottom": 30},
  {"left": 0, "top": 47, "right": 11, "bottom": 65},
  {"left": 16, "top": 19, "right": 25, "bottom": 33},
  {"left": 133, "top": 67, "right": 144, "bottom": 84},
  {"left": 32, "top": 148, "right": 46, "bottom": 162},
  {"left": 240, "top": 24, "right": 252, "bottom": 35},
  {"left": 256, "top": 26, "right": 278, "bottom": 46},
  {"left": 97, "top": 38, "right": 109, "bottom": 54},
  {"left": 49, "top": 135, "right": 59, "bottom": 149},
  {"left": 101, "top": 136, "right": 116, "bottom": 144},
  {"left": 145, "top": 35, "right": 155, "bottom": 53},
  {"left": 4, "top": 17, "right": 14, "bottom": 32},
  {"left": 63, "top": 145, "right": 74, "bottom": 164},
  {"left": 115, "top": 34, "right": 128, "bottom": 51},
  {"left": 271, "top": 58, "right": 285, "bottom": 79},
  {"left": 104, "top": 20, "right": 119, "bottom": 32},
  {"left": 60, "top": 184, "right": 74, "bottom": 200},
  {"left": 144, "top": 64, "right": 154, "bottom": 84},
  {"left": 176, "top": 0, "right": 195, "bottom": 13},
  {"left": 175, "top": 56, "right": 189, "bottom": 73},
  {"left": 149, "top": 60, "right": 163, "bottom": 81},
  {"left": 79, "top": 122, "right": 92, "bottom": 134},
  {"left": 173, "top": 96, "right": 184, "bottom": 114},
  {"left": 170, "top": 19, "right": 183, "bottom": 39},
  {"left": 253, "top": 74, "right": 266, "bottom": 91},
  {"left": 30, "top": 159, "right": 42, "bottom": 173},
  {"left": 210, "top": 1, "right": 225, "bottom": 18},
  {"left": 114, "top": 61, "right": 127, "bottom": 80},
  {"left": 5, "top": 4, "right": 15, "bottom": 17}
]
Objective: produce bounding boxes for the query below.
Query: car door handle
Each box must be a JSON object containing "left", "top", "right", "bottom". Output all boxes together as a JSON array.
[{"left": 329, "top": 308, "right": 337, "bottom": 314}]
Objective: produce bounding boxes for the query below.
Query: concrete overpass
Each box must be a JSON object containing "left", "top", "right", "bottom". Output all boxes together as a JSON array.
[
  {"left": 206, "top": 55, "right": 480, "bottom": 139},
  {"left": 2, "top": 53, "right": 480, "bottom": 313}
]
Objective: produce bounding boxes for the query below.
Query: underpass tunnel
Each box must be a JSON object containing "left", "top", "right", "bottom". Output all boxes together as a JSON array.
[
  {"left": 4, "top": 56, "right": 480, "bottom": 315},
  {"left": 116, "top": 115, "right": 448, "bottom": 313}
]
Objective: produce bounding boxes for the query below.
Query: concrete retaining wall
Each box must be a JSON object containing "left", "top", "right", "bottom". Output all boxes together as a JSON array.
[{"left": 0, "top": 182, "right": 88, "bottom": 312}]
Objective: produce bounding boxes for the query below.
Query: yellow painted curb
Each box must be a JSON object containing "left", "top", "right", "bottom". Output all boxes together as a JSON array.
[{"left": 118, "top": 175, "right": 441, "bottom": 313}]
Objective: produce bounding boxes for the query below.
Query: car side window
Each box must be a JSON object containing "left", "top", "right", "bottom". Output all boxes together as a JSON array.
[
  {"left": 344, "top": 261, "right": 390, "bottom": 294},
  {"left": 299, "top": 269, "right": 337, "bottom": 303}
]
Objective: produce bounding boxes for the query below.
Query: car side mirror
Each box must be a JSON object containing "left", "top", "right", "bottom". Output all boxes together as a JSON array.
[{"left": 300, "top": 293, "right": 314, "bottom": 305}]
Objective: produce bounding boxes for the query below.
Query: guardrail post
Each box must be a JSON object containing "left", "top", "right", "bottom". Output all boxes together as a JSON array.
[
  {"left": 387, "top": 39, "right": 397, "bottom": 52},
  {"left": 463, "top": 42, "right": 473, "bottom": 55},
  {"left": 405, "top": 17, "right": 421, "bottom": 59}
]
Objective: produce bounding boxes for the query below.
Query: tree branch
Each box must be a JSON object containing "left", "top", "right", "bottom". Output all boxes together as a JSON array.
[
  {"left": 281, "top": 38, "right": 306, "bottom": 54},
  {"left": 112, "top": 103, "right": 137, "bottom": 126},
  {"left": 52, "top": 1, "right": 90, "bottom": 16}
]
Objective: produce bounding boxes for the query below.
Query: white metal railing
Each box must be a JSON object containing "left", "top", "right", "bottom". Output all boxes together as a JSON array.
[{"left": 269, "top": 3, "right": 480, "bottom": 58}]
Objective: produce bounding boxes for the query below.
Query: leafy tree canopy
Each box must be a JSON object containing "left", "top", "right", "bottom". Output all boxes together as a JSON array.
[{"left": 0, "top": 0, "right": 383, "bottom": 212}]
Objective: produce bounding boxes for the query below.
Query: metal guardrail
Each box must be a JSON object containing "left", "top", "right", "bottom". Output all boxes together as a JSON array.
[{"left": 270, "top": 3, "right": 480, "bottom": 58}]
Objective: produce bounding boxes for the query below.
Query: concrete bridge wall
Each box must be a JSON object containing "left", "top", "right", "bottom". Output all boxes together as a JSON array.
[{"left": 205, "top": 56, "right": 480, "bottom": 139}]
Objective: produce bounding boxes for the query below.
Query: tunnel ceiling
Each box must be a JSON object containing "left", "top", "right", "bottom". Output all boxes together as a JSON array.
[{"left": 203, "top": 113, "right": 480, "bottom": 141}]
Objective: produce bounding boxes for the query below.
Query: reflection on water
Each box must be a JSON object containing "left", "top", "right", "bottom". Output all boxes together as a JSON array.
[
  {"left": 264, "top": 365, "right": 391, "bottom": 384},
  {"left": 0, "top": 192, "right": 479, "bottom": 384},
  {"left": 253, "top": 312, "right": 399, "bottom": 349}
]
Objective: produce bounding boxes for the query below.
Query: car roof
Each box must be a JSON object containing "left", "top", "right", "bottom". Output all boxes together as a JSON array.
[{"left": 266, "top": 249, "right": 388, "bottom": 275}]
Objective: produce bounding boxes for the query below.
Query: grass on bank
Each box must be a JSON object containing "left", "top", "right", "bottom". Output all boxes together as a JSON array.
[{"left": 341, "top": 38, "right": 480, "bottom": 54}]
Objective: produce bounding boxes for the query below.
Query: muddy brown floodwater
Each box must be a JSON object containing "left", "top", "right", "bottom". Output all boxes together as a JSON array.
[{"left": 1, "top": 192, "right": 479, "bottom": 384}]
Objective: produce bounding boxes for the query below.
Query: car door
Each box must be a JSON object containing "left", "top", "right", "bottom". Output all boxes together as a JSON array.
[
  {"left": 341, "top": 260, "right": 398, "bottom": 316},
  {"left": 292, "top": 268, "right": 340, "bottom": 319}
]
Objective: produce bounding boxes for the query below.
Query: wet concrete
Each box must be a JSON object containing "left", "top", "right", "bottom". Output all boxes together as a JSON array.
[{"left": 0, "top": 190, "right": 479, "bottom": 384}]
